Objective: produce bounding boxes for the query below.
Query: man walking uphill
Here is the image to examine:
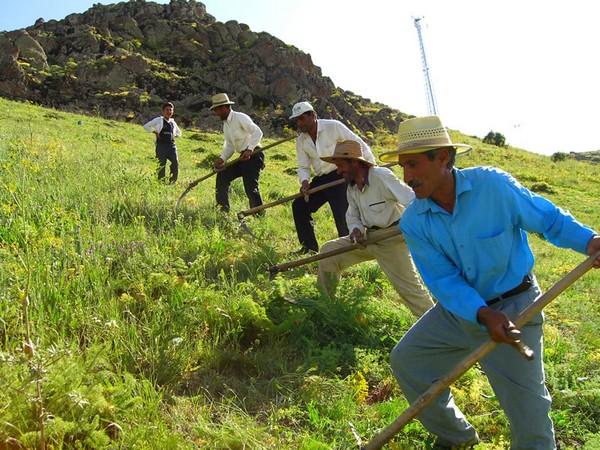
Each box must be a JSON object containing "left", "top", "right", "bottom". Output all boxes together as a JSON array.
[
  {"left": 316, "top": 140, "right": 434, "bottom": 318},
  {"left": 290, "top": 101, "right": 375, "bottom": 255},
  {"left": 380, "top": 115, "right": 600, "bottom": 449},
  {"left": 143, "top": 102, "right": 182, "bottom": 183},
  {"left": 211, "top": 93, "right": 264, "bottom": 212}
]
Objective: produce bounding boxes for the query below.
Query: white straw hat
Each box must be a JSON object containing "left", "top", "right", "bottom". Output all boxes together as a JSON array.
[
  {"left": 210, "top": 93, "right": 235, "bottom": 110},
  {"left": 380, "top": 116, "right": 472, "bottom": 162}
]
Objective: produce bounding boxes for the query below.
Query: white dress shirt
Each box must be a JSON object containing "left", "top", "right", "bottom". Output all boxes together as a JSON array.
[
  {"left": 296, "top": 119, "right": 375, "bottom": 183},
  {"left": 346, "top": 166, "right": 414, "bottom": 233},
  {"left": 220, "top": 109, "right": 263, "bottom": 161}
]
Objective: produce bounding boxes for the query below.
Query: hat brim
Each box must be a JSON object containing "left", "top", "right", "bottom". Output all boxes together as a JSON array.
[
  {"left": 379, "top": 144, "right": 472, "bottom": 162},
  {"left": 320, "top": 155, "right": 374, "bottom": 166},
  {"left": 210, "top": 101, "right": 234, "bottom": 110},
  {"left": 289, "top": 111, "right": 309, "bottom": 119}
]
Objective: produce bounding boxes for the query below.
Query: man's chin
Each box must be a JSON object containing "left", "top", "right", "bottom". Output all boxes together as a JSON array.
[{"left": 412, "top": 187, "right": 426, "bottom": 199}]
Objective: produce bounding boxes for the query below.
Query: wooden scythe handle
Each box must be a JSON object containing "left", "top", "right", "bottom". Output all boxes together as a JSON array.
[
  {"left": 176, "top": 135, "right": 296, "bottom": 208},
  {"left": 268, "top": 227, "right": 402, "bottom": 276},
  {"left": 238, "top": 162, "right": 398, "bottom": 218}
]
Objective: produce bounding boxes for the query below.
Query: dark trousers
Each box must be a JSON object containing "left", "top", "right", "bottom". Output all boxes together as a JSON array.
[
  {"left": 156, "top": 144, "right": 178, "bottom": 183},
  {"left": 292, "top": 171, "right": 349, "bottom": 252},
  {"left": 215, "top": 152, "right": 265, "bottom": 211}
]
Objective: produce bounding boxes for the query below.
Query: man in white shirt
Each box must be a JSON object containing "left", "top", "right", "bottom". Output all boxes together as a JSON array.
[
  {"left": 143, "top": 102, "right": 182, "bottom": 183},
  {"left": 290, "top": 101, "right": 376, "bottom": 255},
  {"left": 316, "top": 140, "right": 434, "bottom": 317},
  {"left": 211, "top": 93, "right": 264, "bottom": 212}
]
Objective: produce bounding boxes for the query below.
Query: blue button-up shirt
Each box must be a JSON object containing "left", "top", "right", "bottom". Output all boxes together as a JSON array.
[{"left": 400, "top": 166, "right": 596, "bottom": 323}]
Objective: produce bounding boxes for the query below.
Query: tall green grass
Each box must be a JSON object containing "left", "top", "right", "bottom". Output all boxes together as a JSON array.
[{"left": 0, "top": 98, "right": 598, "bottom": 449}]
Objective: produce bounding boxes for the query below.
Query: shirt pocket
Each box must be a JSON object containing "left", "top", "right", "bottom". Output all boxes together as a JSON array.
[
  {"left": 473, "top": 228, "right": 513, "bottom": 276},
  {"left": 474, "top": 228, "right": 511, "bottom": 249},
  {"left": 368, "top": 201, "right": 387, "bottom": 214}
]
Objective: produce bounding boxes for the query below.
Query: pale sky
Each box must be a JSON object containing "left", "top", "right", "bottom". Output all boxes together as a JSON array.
[{"left": 2, "top": 0, "right": 599, "bottom": 155}]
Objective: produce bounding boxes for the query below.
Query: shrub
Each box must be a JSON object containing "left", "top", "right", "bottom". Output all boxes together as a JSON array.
[
  {"left": 530, "top": 181, "right": 556, "bottom": 194},
  {"left": 551, "top": 151, "right": 568, "bottom": 162},
  {"left": 483, "top": 130, "right": 506, "bottom": 147}
]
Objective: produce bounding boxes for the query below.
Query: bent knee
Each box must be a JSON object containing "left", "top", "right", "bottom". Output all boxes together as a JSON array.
[
  {"left": 389, "top": 339, "right": 410, "bottom": 375},
  {"left": 320, "top": 240, "right": 343, "bottom": 253}
]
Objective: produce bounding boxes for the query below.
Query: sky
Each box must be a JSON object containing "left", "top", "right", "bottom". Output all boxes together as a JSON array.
[{"left": 1, "top": 1, "right": 599, "bottom": 156}]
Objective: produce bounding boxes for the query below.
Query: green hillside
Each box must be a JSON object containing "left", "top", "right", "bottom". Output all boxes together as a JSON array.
[{"left": 1, "top": 98, "right": 598, "bottom": 449}]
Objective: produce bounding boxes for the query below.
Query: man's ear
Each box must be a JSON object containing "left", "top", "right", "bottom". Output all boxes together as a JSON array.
[{"left": 437, "top": 147, "right": 451, "bottom": 167}]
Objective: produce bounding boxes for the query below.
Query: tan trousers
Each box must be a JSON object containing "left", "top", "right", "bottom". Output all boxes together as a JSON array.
[{"left": 316, "top": 228, "right": 434, "bottom": 317}]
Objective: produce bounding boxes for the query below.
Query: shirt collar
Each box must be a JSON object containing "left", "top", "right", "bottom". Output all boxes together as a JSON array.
[
  {"left": 349, "top": 165, "right": 370, "bottom": 191},
  {"left": 412, "top": 168, "right": 472, "bottom": 215},
  {"left": 315, "top": 119, "right": 322, "bottom": 136}
]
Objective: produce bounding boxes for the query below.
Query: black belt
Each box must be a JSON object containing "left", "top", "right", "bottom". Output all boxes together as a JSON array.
[
  {"left": 369, "top": 219, "right": 400, "bottom": 231},
  {"left": 487, "top": 274, "right": 532, "bottom": 305}
]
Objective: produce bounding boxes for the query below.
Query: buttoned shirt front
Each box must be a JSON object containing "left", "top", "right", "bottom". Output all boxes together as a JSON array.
[
  {"left": 400, "top": 166, "right": 596, "bottom": 324},
  {"left": 346, "top": 166, "right": 415, "bottom": 234},
  {"left": 296, "top": 119, "right": 375, "bottom": 183},
  {"left": 220, "top": 109, "right": 263, "bottom": 161}
]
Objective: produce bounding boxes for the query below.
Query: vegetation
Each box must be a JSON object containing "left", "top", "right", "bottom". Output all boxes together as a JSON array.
[
  {"left": 551, "top": 152, "right": 568, "bottom": 163},
  {"left": 0, "top": 97, "right": 598, "bottom": 449},
  {"left": 482, "top": 131, "right": 507, "bottom": 148}
]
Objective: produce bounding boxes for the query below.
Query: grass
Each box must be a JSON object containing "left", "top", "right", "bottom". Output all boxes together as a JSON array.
[{"left": 0, "top": 97, "right": 598, "bottom": 449}]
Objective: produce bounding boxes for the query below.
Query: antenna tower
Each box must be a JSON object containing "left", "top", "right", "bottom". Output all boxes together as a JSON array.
[{"left": 413, "top": 17, "right": 438, "bottom": 116}]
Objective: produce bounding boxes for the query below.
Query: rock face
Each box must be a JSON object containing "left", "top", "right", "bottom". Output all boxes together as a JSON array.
[{"left": 0, "top": 0, "right": 407, "bottom": 136}]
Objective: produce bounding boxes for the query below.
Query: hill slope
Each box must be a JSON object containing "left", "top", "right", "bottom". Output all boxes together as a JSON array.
[{"left": 0, "top": 98, "right": 599, "bottom": 449}]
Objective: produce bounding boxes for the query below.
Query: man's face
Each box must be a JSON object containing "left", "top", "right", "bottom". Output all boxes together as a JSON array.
[
  {"left": 294, "top": 112, "right": 317, "bottom": 134},
  {"left": 162, "top": 105, "right": 173, "bottom": 119},
  {"left": 334, "top": 159, "right": 359, "bottom": 183},
  {"left": 213, "top": 105, "right": 230, "bottom": 121},
  {"left": 398, "top": 152, "right": 445, "bottom": 199}
]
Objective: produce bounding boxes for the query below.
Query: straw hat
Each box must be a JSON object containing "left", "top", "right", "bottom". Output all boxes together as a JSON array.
[
  {"left": 289, "top": 101, "right": 314, "bottom": 119},
  {"left": 320, "top": 140, "right": 374, "bottom": 166},
  {"left": 380, "top": 116, "right": 472, "bottom": 162},
  {"left": 210, "top": 93, "right": 235, "bottom": 110}
]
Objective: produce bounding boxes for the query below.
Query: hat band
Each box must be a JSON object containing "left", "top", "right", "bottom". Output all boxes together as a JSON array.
[{"left": 399, "top": 136, "right": 452, "bottom": 150}]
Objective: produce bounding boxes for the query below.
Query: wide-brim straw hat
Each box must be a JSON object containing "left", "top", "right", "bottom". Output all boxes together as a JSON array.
[
  {"left": 380, "top": 116, "right": 472, "bottom": 162},
  {"left": 320, "top": 140, "right": 374, "bottom": 166},
  {"left": 210, "top": 93, "right": 235, "bottom": 110}
]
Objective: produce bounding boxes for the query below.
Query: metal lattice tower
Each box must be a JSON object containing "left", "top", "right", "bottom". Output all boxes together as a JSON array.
[{"left": 413, "top": 17, "right": 438, "bottom": 116}]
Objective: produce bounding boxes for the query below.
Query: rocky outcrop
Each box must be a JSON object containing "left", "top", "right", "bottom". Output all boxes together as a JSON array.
[{"left": 0, "top": 0, "right": 407, "bottom": 137}]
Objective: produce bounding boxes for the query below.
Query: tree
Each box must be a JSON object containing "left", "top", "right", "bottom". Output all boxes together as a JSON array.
[{"left": 483, "top": 131, "right": 506, "bottom": 147}]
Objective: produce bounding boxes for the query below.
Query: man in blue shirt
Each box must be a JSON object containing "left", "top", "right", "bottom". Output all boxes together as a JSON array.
[{"left": 379, "top": 116, "right": 600, "bottom": 449}]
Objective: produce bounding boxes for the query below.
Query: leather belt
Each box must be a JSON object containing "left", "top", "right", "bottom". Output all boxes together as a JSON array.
[
  {"left": 487, "top": 274, "right": 532, "bottom": 305},
  {"left": 369, "top": 219, "right": 400, "bottom": 231}
]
